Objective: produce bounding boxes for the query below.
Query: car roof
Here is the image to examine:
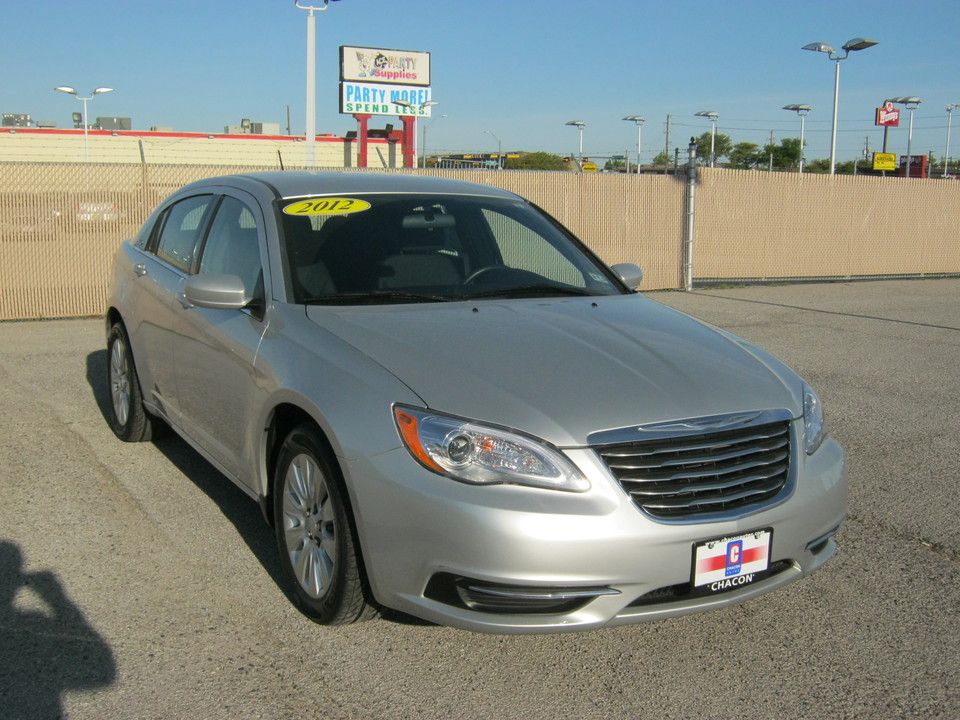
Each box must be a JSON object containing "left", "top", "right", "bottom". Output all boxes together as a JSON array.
[{"left": 176, "top": 171, "right": 525, "bottom": 203}]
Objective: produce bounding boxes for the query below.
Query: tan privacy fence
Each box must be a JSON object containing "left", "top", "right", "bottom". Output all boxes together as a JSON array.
[{"left": 1, "top": 163, "right": 958, "bottom": 320}]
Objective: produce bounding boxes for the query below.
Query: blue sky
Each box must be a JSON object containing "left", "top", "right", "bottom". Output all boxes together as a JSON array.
[{"left": 4, "top": 0, "right": 959, "bottom": 165}]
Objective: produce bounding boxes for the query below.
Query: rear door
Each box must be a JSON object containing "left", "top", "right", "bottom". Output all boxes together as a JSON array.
[{"left": 129, "top": 193, "right": 216, "bottom": 422}]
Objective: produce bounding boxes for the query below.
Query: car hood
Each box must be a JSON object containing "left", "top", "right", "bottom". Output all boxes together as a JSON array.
[{"left": 305, "top": 295, "right": 802, "bottom": 447}]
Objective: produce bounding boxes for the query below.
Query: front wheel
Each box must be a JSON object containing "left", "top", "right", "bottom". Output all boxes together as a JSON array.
[{"left": 273, "top": 424, "right": 376, "bottom": 625}]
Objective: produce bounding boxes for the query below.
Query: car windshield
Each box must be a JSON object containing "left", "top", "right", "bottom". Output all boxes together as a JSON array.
[{"left": 277, "top": 193, "right": 625, "bottom": 304}]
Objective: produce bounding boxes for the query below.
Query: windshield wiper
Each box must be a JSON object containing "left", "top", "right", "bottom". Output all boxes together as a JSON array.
[
  {"left": 303, "top": 290, "right": 456, "bottom": 305},
  {"left": 462, "top": 284, "right": 594, "bottom": 300}
]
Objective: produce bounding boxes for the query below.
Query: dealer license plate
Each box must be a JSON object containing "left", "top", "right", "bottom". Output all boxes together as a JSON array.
[{"left": 692, "top": 529, "right": 772, "bottom": 594}]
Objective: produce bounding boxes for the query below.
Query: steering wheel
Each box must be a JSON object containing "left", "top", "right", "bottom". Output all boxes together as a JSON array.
[{"left": 462, "top": 266, "right": 504, "bottom": 285}]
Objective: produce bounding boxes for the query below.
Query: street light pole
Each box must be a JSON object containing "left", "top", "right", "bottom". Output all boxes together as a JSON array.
[
  {"left": 694, "top": 111, "right": 719, "bottom": 167},
  {"left": 565, "top": 121, "right": 586, "bottom": 169},
  {"left": 422, "top": 112, "right": 445, "bottom": 169},
  {"left": 802, "top": 37, "right": 878, "bottom": 175},
  {"left": 623, "top": 116, "right": 645, "bottom": 174},
  {"left": 484, "top": 129, "right": 502, "bottom": 169},
  {"left": 54, "top": 86, "right": 114, "bottom": 162},
  {"left": 783, "top": 104, "right": 811, "bottom": 173},
  {"left": 944, "top": 104, "right": 957, "bottom": 178},
  {"left": 890, "top": 97, "right": 922, "bottom": 178},
  {"left": 295, "top": 0, "right": 341, "bottom": 168}
]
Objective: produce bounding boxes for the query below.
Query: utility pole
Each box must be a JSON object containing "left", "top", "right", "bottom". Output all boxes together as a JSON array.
[{"left": 664, "top": 115, "right": 671, "bottom": 174}]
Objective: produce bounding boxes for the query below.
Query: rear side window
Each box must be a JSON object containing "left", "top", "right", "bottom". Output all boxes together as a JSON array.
[{"left": 155, "top": 195, "right": 214, "bottom": 273}]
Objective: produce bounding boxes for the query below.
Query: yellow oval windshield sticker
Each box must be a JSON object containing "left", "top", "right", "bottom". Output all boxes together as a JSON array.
[{"left": 282, "top": 197, "right": 371, "bottom": 216}]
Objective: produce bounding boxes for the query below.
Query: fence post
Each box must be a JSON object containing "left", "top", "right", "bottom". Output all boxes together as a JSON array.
[{"left": 683, "top": 137, "right": 698, "bottom": 291}]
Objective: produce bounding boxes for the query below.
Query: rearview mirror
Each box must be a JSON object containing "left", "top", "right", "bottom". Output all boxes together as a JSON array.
[
  {"left": 182, "top": 274, "right": 249, "bottom": 310},
  {"left": 610, "top": 263, "right": 643, "bottom": 289}
]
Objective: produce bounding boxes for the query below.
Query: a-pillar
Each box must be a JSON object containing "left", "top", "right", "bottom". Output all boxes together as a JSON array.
[
  {"left": 400, "top": 116, "right": 416, "bottom": 168},
  {"left": 353, "top": 113, "right": 372, "bottom": 168}
]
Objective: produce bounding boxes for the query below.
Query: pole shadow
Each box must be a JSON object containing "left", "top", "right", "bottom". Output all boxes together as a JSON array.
[{"left": 0, "top": 541, "right": 116, "bottom": 720}]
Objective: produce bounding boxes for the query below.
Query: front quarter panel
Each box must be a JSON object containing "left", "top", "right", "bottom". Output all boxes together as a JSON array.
[{"left": 251, "top": 304, "right": 423, "bottom": 494}]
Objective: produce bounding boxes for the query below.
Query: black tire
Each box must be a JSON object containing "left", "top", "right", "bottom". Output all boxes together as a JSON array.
[
  {"left": 106, "top": 323, "right": 159, "bottom": 442},
  {"left": 272, "top": 423, "right": 376, "bottom": 625}
]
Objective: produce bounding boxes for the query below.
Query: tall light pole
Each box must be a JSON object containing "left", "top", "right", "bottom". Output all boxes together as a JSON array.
[
  {"left": 422, "top": 112, "right": 445, "bottom": 169},
  {"left": 295, "top": 0, "right": 342, "bottom": 168},
  {"left": 623, "top": 116, "right": 645, "bottom": 173},
  {"left": 395, "top": 100, "right": 438, "bottom": 168},
  {"left": 565, "top": 121, "right": 586, "bottom": 169},
  {"left": 802, "top": 37, "right": 878, "bottom": 175},
  {"left": 783, "top": 104, "right": 811, "bottom": 173},
  {"left": 946, "top": 104, "right": 958, "bottom": 178},
  {"left": 890, "top": 97, "right": 922, "bottom": 178},
  {"left": 694, "top": 111, "right": 719, "bottom": 167},
  {"left": 484, "top": 129, "right": 502, "bottom": 169},
  {"left": 54, "top": 86, "right": 114, "bottom": 162}
]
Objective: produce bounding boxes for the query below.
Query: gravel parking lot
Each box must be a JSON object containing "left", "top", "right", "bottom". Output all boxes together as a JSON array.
[{"left": 1, "top": 278, "right": 957, "bottom": 719}]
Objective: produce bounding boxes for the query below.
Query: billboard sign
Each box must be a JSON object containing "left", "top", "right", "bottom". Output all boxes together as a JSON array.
[
  {"left": 873, "top": 152, "right": 897, "bottom": 171},
  {"left": 341, "top": 46, "right": 431, "bottom": 86},
  {"left": 340, "top": 82, "right": 434, "bottom": 117},
  {"left": 875, "top": 101, "right": 901, "bottom": 127}
]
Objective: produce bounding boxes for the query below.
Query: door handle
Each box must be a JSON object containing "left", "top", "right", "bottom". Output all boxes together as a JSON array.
[{"left": 134, "top": 263, "right": 148, "bottom": 277}]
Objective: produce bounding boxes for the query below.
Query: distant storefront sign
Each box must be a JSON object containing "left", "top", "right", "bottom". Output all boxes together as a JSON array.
[
  {"left": 873, "top": 152, "right": 897, "bottom": 171},
  {"left": 875, "top": 101, "right": 901, "bottom": 127},
  {"left": 341, "top": 46, "right": 431, "bottom": 86},
  {"left": 340, "top": 82, "right": 434, "bottom": 117}
]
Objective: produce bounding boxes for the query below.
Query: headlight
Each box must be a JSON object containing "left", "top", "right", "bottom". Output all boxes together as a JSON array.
[
  {"left": 393, "top": 405, "right": 590, "bottom": 492},
  {"left": 802, "top": 383, "right": 827, "bottom": 455}
]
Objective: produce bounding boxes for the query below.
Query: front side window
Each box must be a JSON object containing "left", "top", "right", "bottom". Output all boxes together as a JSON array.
[
  {"left": 198, "top": 196, "right": 264, "bottom": 302},
  {"left": 278, "top": 193, "right": 624, "bottom": 304},
  {"left": 154, "top": 195, "right": 214, "bottom": 273}
]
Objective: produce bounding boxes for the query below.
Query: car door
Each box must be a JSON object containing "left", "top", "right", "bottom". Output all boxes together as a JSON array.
[
  {"left": 129, "top": 193, "right": 216, "bottom": 423},
  {"left": 172, "top": 190, "right": 270, "bottom": 489}
]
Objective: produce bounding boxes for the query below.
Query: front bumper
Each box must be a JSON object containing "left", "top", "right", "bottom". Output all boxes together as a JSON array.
[{"left": 345, "top": 434, "right": 846, "bottom": 634}]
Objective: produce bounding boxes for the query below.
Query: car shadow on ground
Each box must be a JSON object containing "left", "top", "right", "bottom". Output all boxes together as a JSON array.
[
  {"left": 85, "top": 350, "right": 431, "bottom": 628},
  {"left": 86, "top": 350, "right": 282, "bottom": 587}
]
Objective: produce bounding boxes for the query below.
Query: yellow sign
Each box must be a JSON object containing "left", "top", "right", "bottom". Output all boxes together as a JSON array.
[
  {"left": 582, "top": 162, "right": 599, "bottom": 172},
  {"left": 873, "top": 152, "right": 897, "bottom": 172},
  {"left": 282, "top": 198, "right": 371, "bottom": 216}
]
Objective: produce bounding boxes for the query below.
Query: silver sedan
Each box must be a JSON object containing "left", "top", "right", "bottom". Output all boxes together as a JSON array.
[{"left": 105, "top": 171, "right": 846, "bottom": 633}]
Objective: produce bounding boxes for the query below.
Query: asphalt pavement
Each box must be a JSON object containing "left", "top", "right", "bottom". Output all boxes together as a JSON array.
[{"left": 0, "top": 278, "right": 957, "bottom": 719}]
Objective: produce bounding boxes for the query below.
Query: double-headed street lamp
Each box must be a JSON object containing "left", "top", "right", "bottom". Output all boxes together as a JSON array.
[
  {"left": 802, "top": 37, "right": 878, "bottom": 175},
  {"left": 565, "top": 121, "right": 586, "bottom": 168},
  {"left": 782, "top": 104, "right": 811, "bottom": 173},
  {"left": 889, "top": 97, "right": 922, "bottom": 178},
  {"left": 622, "top": 116, "right": 645, "bottom": 174},
  {"left": 694, "top": 111, "right": 719, "bottom": 167},
  {"left": 54, "top": 86, "right": 114, "bottom": 162},
  {"left": 295, "top": 0, "right": 342, "bottom": 168}
]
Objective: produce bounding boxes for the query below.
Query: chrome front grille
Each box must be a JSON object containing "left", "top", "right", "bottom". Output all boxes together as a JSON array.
[{"left": 595, "top": 414, "right": 793, "bottom": 520}]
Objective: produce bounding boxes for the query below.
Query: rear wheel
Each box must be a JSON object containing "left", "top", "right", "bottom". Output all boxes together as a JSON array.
[
  {"left": 107, "top": 323, "right": 158, "bottom": 442},
  {"left": 273, "top": 423, "right": 376, "bottom": 625}
]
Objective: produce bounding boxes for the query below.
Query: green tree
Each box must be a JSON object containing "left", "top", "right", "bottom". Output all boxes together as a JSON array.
[
  {"left": 504, "top": 151, "right": 571, "bottom": 171},
  {"left": 695, "top": 131, "right": 732, "bottom": 165},
  {"left": 728, "top": 142, "right": 763, "bottom": 169},
  {"left": 804, "top": 158, "right": 831, "bottom": 174},
  {"left": 604, "top": 156, "right": 627, "bottom": 172},
  {"left": 763, "top": 138, "right": 803, "bottom": 170}
]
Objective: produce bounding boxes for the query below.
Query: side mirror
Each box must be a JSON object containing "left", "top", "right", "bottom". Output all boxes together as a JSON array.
[
  {"left": 181, "top": 274, "right": 249, "bottom": 310},
  {"left": 610, "top": 262, "right": 643, "bottom": 289}
]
